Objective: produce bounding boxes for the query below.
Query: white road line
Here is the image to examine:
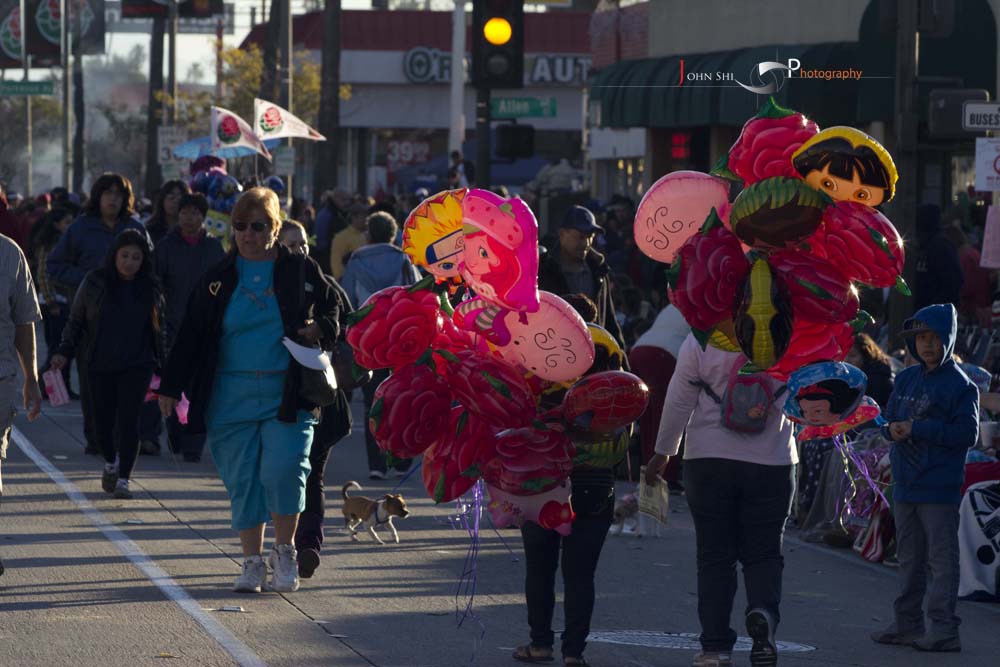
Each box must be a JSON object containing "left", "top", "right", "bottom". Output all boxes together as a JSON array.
[{"left": 12, "top": 427, "right": 268, "bottom": 667}]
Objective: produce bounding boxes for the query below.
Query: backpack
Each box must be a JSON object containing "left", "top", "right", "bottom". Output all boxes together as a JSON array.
[{"left": 689, "top": 357, "right": 785, "bottom": 434}]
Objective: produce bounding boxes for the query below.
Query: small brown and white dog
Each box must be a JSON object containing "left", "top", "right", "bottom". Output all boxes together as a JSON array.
[
  {"left": 609, "top": 493, "right": 639, "bottom": 535},
  {"left": 341, "top": 481, "right": 410, "bottom": 544}
]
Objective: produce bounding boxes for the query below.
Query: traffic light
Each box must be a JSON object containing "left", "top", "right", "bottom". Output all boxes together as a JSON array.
[{"left": 472, "top": 0, "right": 525, "bottom": 89}]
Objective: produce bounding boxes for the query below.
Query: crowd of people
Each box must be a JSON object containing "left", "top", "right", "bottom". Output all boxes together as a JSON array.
[{"left": 0, "top": 169, "right": 998, "bottom": 667}]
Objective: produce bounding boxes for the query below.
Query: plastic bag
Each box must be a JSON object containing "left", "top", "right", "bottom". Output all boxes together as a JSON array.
[
  {"left": 638, "top": 465, "right": 670, "bottom": 536},
  {"left": 42, "top": 369, "right": 69, "bottom": 407}
]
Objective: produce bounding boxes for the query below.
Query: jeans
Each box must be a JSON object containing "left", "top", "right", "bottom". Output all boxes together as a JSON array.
[
  {"left": 684, "top": 458, "right": 795, "bottom": 652},
  {"left": 521, "top": 484, "right": 613, "bottom": 659},
  {"left": 893, "top": 502, "right": 962, "bottom": 638},
  {"left": 89, "top": 366, "right": 155, "bottom": 480},
  {"left": 361, "top": 369, "right": 410, "bottom": 474},
  {"left": 78, "top": 353, "right": 98, "bottom": 449}
]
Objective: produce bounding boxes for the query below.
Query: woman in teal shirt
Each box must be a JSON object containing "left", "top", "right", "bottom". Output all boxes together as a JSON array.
[{"left": 159, "top": 188, "right": 341, "bottom": 594}]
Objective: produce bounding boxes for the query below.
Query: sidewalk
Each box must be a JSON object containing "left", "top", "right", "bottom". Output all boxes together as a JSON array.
[{"left": 1, "top": 396, "right": 999, "bottom": 666}]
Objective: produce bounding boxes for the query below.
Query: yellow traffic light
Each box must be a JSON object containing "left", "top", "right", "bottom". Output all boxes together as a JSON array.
[{"left": 483, "top": 17, "right": 512, "bottom": 45}]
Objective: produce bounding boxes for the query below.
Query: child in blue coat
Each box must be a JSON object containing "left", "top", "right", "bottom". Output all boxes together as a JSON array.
[{"left": 872, "top": 303, "right": 979, "bottom": 653}]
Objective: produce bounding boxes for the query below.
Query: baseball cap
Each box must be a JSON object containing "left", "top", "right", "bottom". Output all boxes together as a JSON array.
[
  {"left": 898, "top": 319, "right": 936, "bottom": 337},
  {"left": 560, "top": 205, "right": 602, "bottom": 234}
]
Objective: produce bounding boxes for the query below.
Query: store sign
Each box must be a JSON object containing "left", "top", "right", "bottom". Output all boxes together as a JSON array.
[
  {"left": 402, "top": 48, "right": 590, "bottom": 86},
  {"left": 975, "top": 137, "right": 1000, "bottom": 191}
]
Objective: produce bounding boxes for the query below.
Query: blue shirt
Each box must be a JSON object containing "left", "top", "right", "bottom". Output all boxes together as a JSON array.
[{"left": 217, "top": 257, "right": 289, "bottom": 373}]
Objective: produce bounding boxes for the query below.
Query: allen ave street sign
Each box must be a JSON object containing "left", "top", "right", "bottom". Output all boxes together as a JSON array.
[
  {"left": 963, "top": 101, "right": 1000, "bottom": 131},
  {"left": 0, "top": 81, "right": 55, "bottom": 96},
  {"left": 491, "top": 96, "right": 557, "bottom": 119}
]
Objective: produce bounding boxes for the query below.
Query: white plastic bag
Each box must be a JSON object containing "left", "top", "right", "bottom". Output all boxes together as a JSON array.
[{"left": 638, "top": 465, "right": 670, "bottom": 537}]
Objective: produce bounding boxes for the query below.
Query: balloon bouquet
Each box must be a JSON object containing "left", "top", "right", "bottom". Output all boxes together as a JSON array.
[
  {"left": 346, "top": 188, "right": 650, "bottom": 536},
  {"left": 188, "top": 155, "right": 244, "bottom": 245},
  {"left": 635, "top": 97, "right": 903, "bottom": 512},
  {"left": 635, "top": 97, "right": 905, "bottom": 381}
]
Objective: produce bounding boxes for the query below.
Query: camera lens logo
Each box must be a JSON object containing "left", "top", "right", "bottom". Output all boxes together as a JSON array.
[{"left": 737, "top": 61, "right": 793, "bottom": 95}]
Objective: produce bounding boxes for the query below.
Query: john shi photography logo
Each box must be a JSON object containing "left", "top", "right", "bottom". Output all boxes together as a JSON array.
[{"left": 678, "top": 58, "right": 862, "bottom": 94}]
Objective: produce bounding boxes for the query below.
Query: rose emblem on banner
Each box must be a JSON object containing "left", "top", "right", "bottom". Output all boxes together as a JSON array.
[
  {"left": 0, "top": 8, "right": 22, "bottom": 61},
  {"left": 217, "top": 115, "right": 241, "bottom": 145},
  {"left": 259, "top": 105, "right": 284, "bottom": 134}
]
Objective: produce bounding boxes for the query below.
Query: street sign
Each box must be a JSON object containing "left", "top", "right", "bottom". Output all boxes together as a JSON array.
[
  {"left": 963, "top": 102, "right": 1000, "bottom": 131},
  {"left": 273, "top": 145, "right": 296, "bottom": 175},
  {"left": 0, "top": 81, "right": 54, "bottom": 96},
  {"left": 491, "top": 96, "right": 557, "bottom": 119},
  {"left": 158, "top": 126, "right": 189, "bottom": 165},
  {"left": 974, "top": 137, "right": 1000, "bottom": 191}
]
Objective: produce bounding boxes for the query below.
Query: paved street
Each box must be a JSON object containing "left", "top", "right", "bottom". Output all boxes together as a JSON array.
[{"left": 2, "top": 396, "right": 999, "bottom": 667}]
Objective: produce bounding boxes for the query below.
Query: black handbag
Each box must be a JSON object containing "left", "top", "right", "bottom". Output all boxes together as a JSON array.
[{"left": 295, "top": 258, "right": 339, "bottom": 407}]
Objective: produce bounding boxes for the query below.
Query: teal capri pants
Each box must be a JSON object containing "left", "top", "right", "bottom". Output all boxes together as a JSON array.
[{"left": 206, "top": 372, "right": 316, "bottom": 531}]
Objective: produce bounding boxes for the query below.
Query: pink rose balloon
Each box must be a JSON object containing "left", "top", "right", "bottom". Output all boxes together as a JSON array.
[
  {"left": 634, "top": 171, "right": 732, "bottom": 264},
  {"left": 493, "top": 291, "right": 595, "bottom": 383}
]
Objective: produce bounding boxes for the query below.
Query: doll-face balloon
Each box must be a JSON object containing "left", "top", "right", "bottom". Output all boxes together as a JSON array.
[
  {"left": 791, "top": 126, "right": 897, "bottom": 206},
  {"left": 783, "top": 361, "right": 867, "bottom": 426},
  {"left": 402, "top": 188, "right": 467, "bottom": 283},
  {"left": 460, "top": 189, "right": 540, "bottom": 313},
  {"left": 493, "top": 291, "right": 595, "bottom": 382}
]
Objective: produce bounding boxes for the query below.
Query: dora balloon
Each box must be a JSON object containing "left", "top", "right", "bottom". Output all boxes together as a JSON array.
[{"left": 792, "top": 126, "right": 898, "bottom": 207}]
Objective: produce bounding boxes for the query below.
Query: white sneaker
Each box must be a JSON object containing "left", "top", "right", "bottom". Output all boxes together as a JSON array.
[
  {"left": 233, "top": 555, "right": 267, "bottom": 593},
  {"left": 269, "top": 544, "right": 300, "bottom": 592}
]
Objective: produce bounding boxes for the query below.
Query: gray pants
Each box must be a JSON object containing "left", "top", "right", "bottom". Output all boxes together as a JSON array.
[{"left": 893, "top": 501, "right": 961, "bottom": 638}]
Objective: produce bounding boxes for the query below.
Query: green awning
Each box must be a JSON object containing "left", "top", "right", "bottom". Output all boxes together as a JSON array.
[
  {"left": 592, "top": 0, "right": 997, "bottom": 131},
  {"left": 591, "top": 42, "right": 861, "bottom": 129}
]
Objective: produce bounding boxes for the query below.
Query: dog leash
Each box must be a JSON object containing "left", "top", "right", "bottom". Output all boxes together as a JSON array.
[{"left": 390, "top": 460, "right": 422, "bottom": 494}]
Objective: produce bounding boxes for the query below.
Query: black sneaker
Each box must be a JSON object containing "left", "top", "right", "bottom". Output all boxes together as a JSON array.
[
  {"left": 139, "top": 440, "right": 161, "bottom": 456},
  {"left": 746, "top": 609, "right": 777, "bottom": 667},
  {"left": 182, "top": 452, "right": 202, "bottom": 463},
  {"left": 101, "top": 468, "right": 118, "bottom": 494},
  {"left": 297, "top": 547, "right": 320, "bottom": 579}
]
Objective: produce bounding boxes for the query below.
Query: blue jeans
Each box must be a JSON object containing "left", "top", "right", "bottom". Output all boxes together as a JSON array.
[{"left": 684, "top": 458, "right": 795, "bottom": 652}]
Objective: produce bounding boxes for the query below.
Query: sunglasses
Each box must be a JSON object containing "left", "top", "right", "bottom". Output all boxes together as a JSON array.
[{"left": 232, "top": 220, "right": 269, "bottom": 233}]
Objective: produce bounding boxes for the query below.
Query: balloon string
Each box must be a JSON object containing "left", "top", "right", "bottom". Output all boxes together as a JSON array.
[
  {"left": 833, "top": 434, "right": 890, "bottom": 528},
  {"left": 454, "top": 479, "right": 486, "bottom": 664}
]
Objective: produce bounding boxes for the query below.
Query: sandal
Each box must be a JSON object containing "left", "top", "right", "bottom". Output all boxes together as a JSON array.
[
  {"left": 512, "top": 645, "right": 554, "bottom": 663},
  {"left": 563, "top": 657, "right": 589, "bottom": 666}
]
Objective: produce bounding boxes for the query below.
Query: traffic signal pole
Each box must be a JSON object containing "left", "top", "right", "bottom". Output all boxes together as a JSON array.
[{"left": 476, "top": 87, "right": 491, "bottom": 190}]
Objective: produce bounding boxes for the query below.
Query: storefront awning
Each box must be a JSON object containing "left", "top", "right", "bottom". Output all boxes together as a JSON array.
[{"left": 591, "top": 42, "right": 866, "bottom": 129}]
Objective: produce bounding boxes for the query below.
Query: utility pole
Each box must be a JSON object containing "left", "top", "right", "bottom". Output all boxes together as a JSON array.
[
  {"left": 19, "top": 0, "right": 30, "bottom": 196},
  {"left": 314, "top": 0, "right": 340, "bottom": 203},
  {"left": 888, "top": 0, "right": 919, "bottom": 341},
  {"left": 475, "top": 87, "right": 490, "bottom": 189},
  {"left": 278, "top": 0, "right": 292, "bottom": 197},
  {"left": 72, "top": 0, "right": 84, "bottom": 192},
  {"left": 448, "top": 0, "right": 465, "bottom": 155},
  {"left": 260, "top": 0, "right": 280, "bottom": 103},
  {"left": 145, "top": 17, "right": 166, "bottom": 198},
  {"left": 61, "top": 0, "right": 70, "bottom": 187},
  {"left": 167, "top": 0, "right": 179, "bottom": 124}
]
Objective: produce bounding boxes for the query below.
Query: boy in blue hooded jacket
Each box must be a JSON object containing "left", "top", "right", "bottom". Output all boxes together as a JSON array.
[{"left": 872, "top": 303, "right": 978, "bottom": 653}]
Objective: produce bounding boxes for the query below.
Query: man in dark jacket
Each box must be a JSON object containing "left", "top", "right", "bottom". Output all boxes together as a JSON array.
[
  {"left": 538, "top": 205, "right": 625, "bottom": 348},
  {"left": 153, "top": 193, "right": 225, "bottom": 460},
  {"left": 914, "top": 204, "right": 963, "bottom": 312}
]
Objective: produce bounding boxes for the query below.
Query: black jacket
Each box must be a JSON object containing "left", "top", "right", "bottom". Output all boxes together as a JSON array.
[
  {"left": 153, "top": 228, "right": 226, "bottom": 349},
  {"left": 56, "top": 269, "right": 166, "bottom": 367},
  {"left": 537, "top": 246, "right": 625, "bottom": 349},
  {"left": 158, "top": 245, "right": 341, "bottom": 434}
]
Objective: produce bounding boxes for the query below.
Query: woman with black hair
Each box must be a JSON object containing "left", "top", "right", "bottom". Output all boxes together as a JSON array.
[
  {"left": 46, "top": 173, "right": 151, "bottom": 455},
  {"left": 145, "top": 179, "right": 191, "bottom": 247},
  {"left": 50, "top": 229, "right": 164, "bottom": 499},
  {"left": 33, "top": 208, "right": 75, "bottom": 394}
]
